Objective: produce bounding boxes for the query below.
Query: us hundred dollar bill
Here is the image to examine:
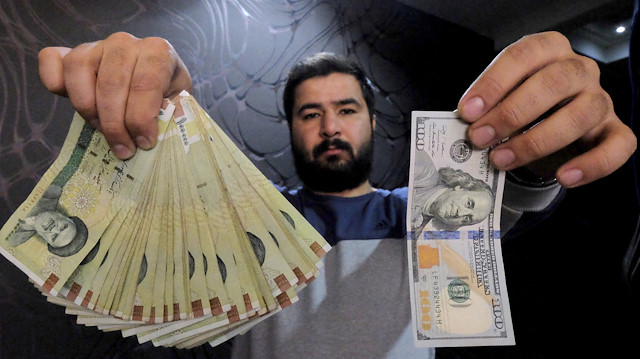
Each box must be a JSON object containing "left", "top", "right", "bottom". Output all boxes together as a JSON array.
[{"left": 407, "top": 111, "right": 514, "bottom": 347}]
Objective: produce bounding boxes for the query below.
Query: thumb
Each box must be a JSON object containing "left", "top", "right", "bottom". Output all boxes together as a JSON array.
[{"left": 38, "top": 46, "right": 72, "bottom": 96}]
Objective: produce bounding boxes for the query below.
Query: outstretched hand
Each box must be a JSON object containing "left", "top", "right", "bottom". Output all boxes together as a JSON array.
[
  {"left": 457, "top": 31, "right": 636, "bottom": 188},
  {"left": 38, "top": 32, "right": 192, "bottom": 159}
]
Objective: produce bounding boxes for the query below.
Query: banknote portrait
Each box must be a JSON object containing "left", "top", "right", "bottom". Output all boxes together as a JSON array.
[
  {"left": 410, "top": 149, "right": 494, "bottom": 233},
  {"left": 6, "top": 184, "right": 88, "bottom": 257}
]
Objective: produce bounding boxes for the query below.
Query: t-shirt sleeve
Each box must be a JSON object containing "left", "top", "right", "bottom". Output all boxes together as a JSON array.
[{"left": 501, "top": 177, "right": 565, "bottom": 240}]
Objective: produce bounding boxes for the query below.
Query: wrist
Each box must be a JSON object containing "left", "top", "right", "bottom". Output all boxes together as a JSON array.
[{"left": 507, "top": 166, "right": 558, "bottom": 188}]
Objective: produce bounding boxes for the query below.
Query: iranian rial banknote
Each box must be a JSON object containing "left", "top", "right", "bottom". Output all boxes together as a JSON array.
[
  {"left": 407, "top": 111, "right": 514, "bottom": 347},
  {"left": 0, "top": 92, "right": 331, "bottom": 349}
]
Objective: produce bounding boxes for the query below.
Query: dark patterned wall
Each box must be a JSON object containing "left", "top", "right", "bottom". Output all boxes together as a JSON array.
[
  {"left": 0, "top": 1, "right": 492, "bottom": 357},
  {"left": 0, "top": 0, "right": 493, "bottom": 224}
]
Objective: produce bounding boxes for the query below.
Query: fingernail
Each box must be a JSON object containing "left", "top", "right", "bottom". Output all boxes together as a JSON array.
[
  {"left": 135, "top": 136, "right": 152, "bottom": 150},
  {"left": 112, "top": 144, "right": 133, "bottom": 159},
  {"left": 559, "top": 168, "right": 583, "bottom": 187},
  {"left": 470, "top": 125, "right": 495, "bottom": 147},
  {"left": 461, "top": 97, "right": 485, "bottom": 120},
  {"left": 491, "top": 148, "right": 515, "bottom": 168}
]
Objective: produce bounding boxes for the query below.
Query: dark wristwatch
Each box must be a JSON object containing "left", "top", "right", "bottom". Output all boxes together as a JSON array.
[{"left": 507, "top": 166, "right": 558, "bottom": 188}]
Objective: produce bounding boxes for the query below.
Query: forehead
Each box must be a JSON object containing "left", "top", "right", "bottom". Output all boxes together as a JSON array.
[
  {"left": 37, "top": 211, "right": 71, "bottom": 223},
  {"left": 450, "top": 188, "right": 492, "bottom": 205},
  {"left": 462, "top": 189, "right": 491, "bottom": 200},
  {"left": 293, "top": 72, "right": 364, "bottom": 109}
]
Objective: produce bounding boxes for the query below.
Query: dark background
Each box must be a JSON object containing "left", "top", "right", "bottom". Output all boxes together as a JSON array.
[{"left": 0, "top": 0, "right": 638, "bottom": 358}]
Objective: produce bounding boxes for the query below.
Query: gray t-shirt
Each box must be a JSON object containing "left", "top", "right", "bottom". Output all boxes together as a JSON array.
[{"left": 232, "top": 238, "right": 435, "bottom": 359}]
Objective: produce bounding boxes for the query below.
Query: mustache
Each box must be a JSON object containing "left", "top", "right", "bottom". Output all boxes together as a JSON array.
[{"left": 312, "top": 139, "right": 353, "bottom": 158}]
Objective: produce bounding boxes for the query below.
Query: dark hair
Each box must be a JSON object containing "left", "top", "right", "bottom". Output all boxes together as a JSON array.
[
  {"left": 283, "top": 52, "right": 375, "bottom": 125},
  {"left": 48, "top": 216, "right": 88, "bottom": 257},
  {"left": 438, "top": 167, "right": 493, "bottom": 196}
]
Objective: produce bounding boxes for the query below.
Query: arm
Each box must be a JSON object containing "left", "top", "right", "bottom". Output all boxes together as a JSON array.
[{"left": 38, "top": 32, "right": 193, "bottom": 159}]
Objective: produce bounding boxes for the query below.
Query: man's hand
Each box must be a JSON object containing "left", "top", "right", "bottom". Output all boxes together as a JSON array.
[
  {"left": 38, "top": 32, "right": 192, "bottom": 159},
  {"left": 457, "top": 31, "right": 636, "bottom": 188}
]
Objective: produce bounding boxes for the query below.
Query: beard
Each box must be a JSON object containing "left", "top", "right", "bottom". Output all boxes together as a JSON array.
[{"left": 292, "top": 136, "right": 373, "bottom": 193}]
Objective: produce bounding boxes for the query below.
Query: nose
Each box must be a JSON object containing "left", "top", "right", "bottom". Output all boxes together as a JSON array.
[
  {"left": 43, "top": 231, "right": 58, "bottom": 244},
  {"left": 454, "top": 200, "right": 471, "bottom": 217},
  {"left": 457, "top": 207, "right": 470, "bottom": 217},
  {"left": 320, "top": 112, "right": 341, "bottom": 138}
]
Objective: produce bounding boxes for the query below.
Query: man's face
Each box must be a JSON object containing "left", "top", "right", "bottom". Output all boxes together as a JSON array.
[
  {"left": 290, "top": 72, "right": 376, "bottom": 192},
  {"left": 33, "top": 211, "right": 76, "bottom": 248},
  {"left": 430, "top": 187, "right": 492, "bottom": 227}
]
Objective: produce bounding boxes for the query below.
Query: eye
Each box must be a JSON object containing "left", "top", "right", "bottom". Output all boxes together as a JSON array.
[
  {"left": 302, "top": 112, "right": 320, "bottom": 120},
  {"left": 50, "top": 233, "right": 58, "bottom": 243},
  {"left": 466, "top": 199, "right": 475, "bottom": 209},
  {"left": 462, "top": 215, "right": 473, "bottom": 224},
  {"left": 60, "top": 223, "right": 68, "bottom": 230},
  {"left": 340, "top": 108, "right": 356, "bottom": 115},
  {"left": 44, "top": 219, "right": 54, "bottom": 230}
]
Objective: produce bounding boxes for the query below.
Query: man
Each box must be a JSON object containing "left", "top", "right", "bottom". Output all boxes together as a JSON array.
[
  {"left": 411, "top": 148, "right": 494, "bottom": 232},
  {"left": 232, "top": 53, "right": 496, "bottom": 358},
  {"left": 7, "top": 184, "right": 88, "bottom": 257},
  {"left": 275, "top": 54, "right": 407, "bottom": 245},
  {"left": 37, "top": 31, "right": 636, "bottom": 358}
]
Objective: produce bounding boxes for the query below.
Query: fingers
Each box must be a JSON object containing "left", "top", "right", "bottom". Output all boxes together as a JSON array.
[
  {"left": 487, "top": 89, "right": 633, "bottom": 187},
  {"left": 124, "top": 37, "right": 191, "bottom": 151},
  {"left": 456, "top": 31, "right": 637, "bottom": 187},
  {"left": 469, "top": 56, "right": 600, "bottom": 149},
  {"left": 38, "top": 47, "right": 72, "bottom": 96},
  {"left": 556, "top": 118, "right": 637, "bottom": 187},
  {"left": 94, "top": 32, "right": 142, "bottom": 158},
  {"left": 487, "top": 86, "right": 608, "bottom": 170},
  {"left": 61, "top": 41, "right": 102, "bottom": 129},
  {"left": 40, "top": 32, "right": 193, "bottom": 160},
  {"left": 458, "top": 32, "right": 573, "bottom": 123}
]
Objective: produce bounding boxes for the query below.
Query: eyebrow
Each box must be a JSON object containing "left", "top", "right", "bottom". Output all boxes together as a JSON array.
[{"left": 296, "top": 97, "right": 362, "bottom": 116}]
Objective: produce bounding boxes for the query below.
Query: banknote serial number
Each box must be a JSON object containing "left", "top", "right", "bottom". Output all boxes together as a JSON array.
[{"left": 417, "top": 271, "right": 442, "bottom": 331}]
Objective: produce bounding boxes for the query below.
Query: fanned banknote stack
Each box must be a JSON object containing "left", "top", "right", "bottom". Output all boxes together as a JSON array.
[
  {"left": 0, "top": 91, "right": 331, "bottom": 348},
  {"left": 407, "top": 111, "right": 514, "bottom": 347}
]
